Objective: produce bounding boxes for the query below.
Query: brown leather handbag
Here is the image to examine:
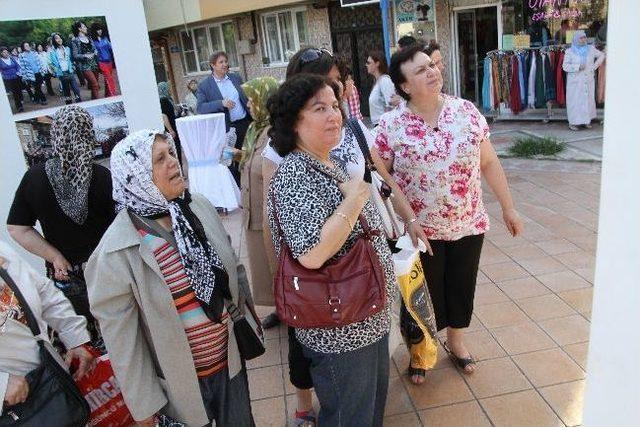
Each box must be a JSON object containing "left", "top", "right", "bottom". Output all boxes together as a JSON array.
[{"left": 271, "top": 189, "right": 387, "bottom": 329}]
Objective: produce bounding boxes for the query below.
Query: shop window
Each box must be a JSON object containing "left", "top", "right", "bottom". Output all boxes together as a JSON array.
[
  {"left": 179, "top": 21, "right": 240, "bottom": 75},
  {"left": 260, "top": 8, "right": 309, "bottom": 66}
]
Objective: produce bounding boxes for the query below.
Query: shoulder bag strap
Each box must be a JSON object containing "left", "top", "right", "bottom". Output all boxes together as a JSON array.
[
  {"left": 0, "top": 266, "right": 42, "bottom": 338},
  {"left": 345, "top": 118, "right": 375, "bottom": 184}
]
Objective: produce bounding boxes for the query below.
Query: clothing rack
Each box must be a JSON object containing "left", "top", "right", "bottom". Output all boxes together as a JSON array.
[{"left": 483, "top": 43, "right": 606, "bottom": 122}]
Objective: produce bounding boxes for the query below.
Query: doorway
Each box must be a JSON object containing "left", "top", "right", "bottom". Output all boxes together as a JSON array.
[
  {"left": 452, "top": 5, "right": 500, "bottom": 106},
  {"left": 329, "top": 2, "right": 384, "bottom": 117}
]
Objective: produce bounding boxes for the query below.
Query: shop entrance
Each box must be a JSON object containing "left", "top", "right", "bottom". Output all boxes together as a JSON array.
[
  {"left": 452, "top": 4, "right": 500, "bottom": 106},
  {"left": 329, "top": 2, "right": 385, "bottom": 118}
]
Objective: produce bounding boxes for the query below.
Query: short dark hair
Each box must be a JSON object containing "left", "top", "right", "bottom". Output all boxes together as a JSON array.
[
  {"left": 89, "top": 22, "right": 106, "bottom": 39},
  {"left": 21, "top": 41, "right": 31, "bottom": 50},
  {"left": 209, "top": 51, "right": 228, "bottom": 64},
  {"left": 267, "top": 74, "right": 341, "bottom": 157},
  {"left": 389, "top": 43, "right": 425, "bottom": 101},
  {"left": 285, "top": 47, "right": 337, "bottom": 80},
  {"left": 397, "top": 35, "right": 417, "bottom": 49},
  {"left": 71, "top": 21, "right": 85, "bottom": 37},
  {"left": 423, "top": 39, "right": 440, "bottom": 56},
  {"left": 51, "top": 32, "right": 65, "bottom": 47},
  {"left": 367, "top": 51, "right": 388, "bottom": 75}
]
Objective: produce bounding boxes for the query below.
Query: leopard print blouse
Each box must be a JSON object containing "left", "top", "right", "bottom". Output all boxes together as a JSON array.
[{"left": 267, "top": 151, "right": 397, "bottom": 354}]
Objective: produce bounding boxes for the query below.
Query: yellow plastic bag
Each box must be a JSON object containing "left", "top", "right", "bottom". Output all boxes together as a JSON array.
[{"left": 393, "top": 236, "right": 439, "bottom": 370}]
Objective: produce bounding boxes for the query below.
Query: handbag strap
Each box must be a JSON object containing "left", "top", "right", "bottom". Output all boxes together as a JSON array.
[
  {"left": 0, "top": 266, "right": 42, "bottom": 338},
  {"left": 345, "top": 118, "right": 375, "bottom": 184}
]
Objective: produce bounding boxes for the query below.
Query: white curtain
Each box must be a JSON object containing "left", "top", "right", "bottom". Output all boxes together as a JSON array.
[{"left": 176, "top": 113, "right": 240, "bottom": 210}]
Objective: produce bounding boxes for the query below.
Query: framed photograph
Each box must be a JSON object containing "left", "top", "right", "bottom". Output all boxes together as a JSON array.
[{"left": 0, "top": 16, "right": 120, "bottom": 115}]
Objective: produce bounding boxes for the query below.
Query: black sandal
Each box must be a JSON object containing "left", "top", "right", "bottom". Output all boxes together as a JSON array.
[
  {"left": 408, "top": 364, "right": 426, "bottom": 385},
  {"left": 443, "top": 341, "right": 476, "bottom": 374}
]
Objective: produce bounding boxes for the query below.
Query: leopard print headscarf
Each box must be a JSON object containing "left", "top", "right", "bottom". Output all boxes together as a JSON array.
[{"left": 45, "top": 106, "right": 95, "bottom": 225}]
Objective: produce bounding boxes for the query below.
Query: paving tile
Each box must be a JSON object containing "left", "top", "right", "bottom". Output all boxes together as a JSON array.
[
  {"left": 536, "top": 270, "right": 592, "bottom": 293},
  {"left": 383, "top": 412, "right": 422, "bottom": 426},
  {"left": 574, "top": 266, "right": 595, "bottom": 284},
  {"left": 474, "top": 283, "right": 510, "bottom": 306},
  {"left": 481, "top": 261, "right": 530, "bottom": 283},
  {"left": 539, "top": 380, "right": 586, "bottom": 426},
  {"left": 563, "top": 342, "right": 590, "bottom": 370},
  {"left": 555, "top": 251, "right": 596, "bottom": 270},
  {"left": 480, "top": 389, "right": 564, "bottom": 427},
  {"left": 518, "top": 256, "right": 567, "bottom": 276},
  {"left": 419, "top": 401, "right": 492, "bottom": 427},
  {"left": 491, "top": 321, "right": 557, "bottom": 355},
  {"left": 384, "top": 376, "right": 414, "bottom": 416},
  {"left": 474, "top": 301, "right": 529, "bottom": 329},
  {"left": 247, "top": 336, "right": 282, "bottom": 369},
  {"left": 248, "top": 365, "right": 285, "bottom": 400},
  {"left": 516, "top": 293, "right": 576, "bottom": 321},
  {"left": 464, "top": 329, "right": 507, "bottom": 361},
  {"left": 467, "top": 314, "right": 487, "bottom": 332},
  {"left": 502, "top": 244, "right": 548, "bottom": 261},
  {"left": 497, "top": 276, "right": 551, "bottom": 299},
  {"left": 251, "top": 396, "right": 287, "bottom": 427},
  {"left": 403, "top": 367, "right": 473, "bottom": 409},
  {"left": 513, "top": 348, "right": 585, "bottom": 387},
  {"left": 479, "top": 246, "right": 511, "bottom": 266},
  {"left": 465, "top": 357, "right": 532, "bottom": 398},
  {"left": 535, "top": 238, "right": 582, "bottom": 255},
  {"left": 476, "top": 270, "right": 491, "bottom": 284},
  {"left": 558, "top": 288, "right": 594, "bottom": 313},
  {"left": 539, "top": 314, "right": 591, "bottom": 346}
]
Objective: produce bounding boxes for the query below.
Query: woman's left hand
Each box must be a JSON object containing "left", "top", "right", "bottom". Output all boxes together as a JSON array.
[
  {"left": 407, "top": 222, "right": 433, "bottom": 256},
  {"left": 503, "top": 208, "right": 524, "bottom": 237},
  {"left": 65, "top": 345, "right": 97, "bottom": 380}
]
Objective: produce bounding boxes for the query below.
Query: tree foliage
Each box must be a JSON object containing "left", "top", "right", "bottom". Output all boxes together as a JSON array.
[{"left": 0, "top": 16, "right": 107, "bottom": 48}]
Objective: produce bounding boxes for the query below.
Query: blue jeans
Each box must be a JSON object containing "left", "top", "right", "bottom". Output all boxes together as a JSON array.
[{"left": 302, "top": 334, "right": 389, "bottom": 427}]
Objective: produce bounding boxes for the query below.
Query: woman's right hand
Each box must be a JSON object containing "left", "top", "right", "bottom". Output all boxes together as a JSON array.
[
  {"left": 4, "top": 375, "right": 29, "bottom": 406},
  {"left": 338, "top": 177, "right": 370, "bottom": 205},
  {"left": 51, "top": 253, "right": 72, "bottom": 281}
]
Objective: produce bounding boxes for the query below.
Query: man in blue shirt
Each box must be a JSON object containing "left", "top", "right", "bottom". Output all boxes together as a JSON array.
[{"left": 196, "top": 51, "right": 251, "bottom": 183}]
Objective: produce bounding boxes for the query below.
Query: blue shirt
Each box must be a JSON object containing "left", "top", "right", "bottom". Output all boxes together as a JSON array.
[
  {"left": 214, "top": 74, "right": 246, "bottom": 122},
  {"left": 20, "top": 51, "right": 42, "bottom": 74},
  {"left": 93, "top": 37, "right": 113, "bottom": 63}
]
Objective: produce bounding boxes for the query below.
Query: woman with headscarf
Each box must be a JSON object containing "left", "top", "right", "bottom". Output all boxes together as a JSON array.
[
  {"left": 563, "top": 30, "right": 605, "bottom": 130},
  {"left": 239, "top": 76, "right": 279, "bottom": 314},
  {"left": 184, "top": 79, "right": 199, "bottom": 115},
  {"left": 7, "top": 106, "right": 115, "bottom": 347},
  {"left": 158, "top": 81, "right": 183, "bottom": 164},
  {"left": 85, "top": 130, "right": 256, "bottom": 426}
]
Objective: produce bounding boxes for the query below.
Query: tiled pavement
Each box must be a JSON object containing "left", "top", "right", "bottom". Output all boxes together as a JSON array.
[{"left": 220, "top": 157, "right": 600, "bottom": 427}]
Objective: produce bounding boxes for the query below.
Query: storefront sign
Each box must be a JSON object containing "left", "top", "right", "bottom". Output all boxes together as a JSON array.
[
  {"left": 502, "top": 34, "right": 515, "bottom": 50},
  {"left": 527, "top": 0, "right": 588, "bottom": 22},
  {"left": 394, "top": 0, "right": 434, "bottom": 24}
]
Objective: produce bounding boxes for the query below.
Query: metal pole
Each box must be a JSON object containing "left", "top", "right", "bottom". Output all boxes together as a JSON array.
[{"left": 380, "top": 0, "right": 391, "bottom": 64}]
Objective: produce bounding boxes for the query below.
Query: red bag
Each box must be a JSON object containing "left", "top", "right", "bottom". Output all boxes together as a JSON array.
[{"left": 74, "top": 352, "right": 134, "bottom": 427}]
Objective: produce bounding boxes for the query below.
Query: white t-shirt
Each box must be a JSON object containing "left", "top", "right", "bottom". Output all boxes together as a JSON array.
[
  {"left": 368, "top": 74, "right": 396, "bottom": 125},
  {"left": 261, "top": 119, "right": 375, "bottom": 180}
]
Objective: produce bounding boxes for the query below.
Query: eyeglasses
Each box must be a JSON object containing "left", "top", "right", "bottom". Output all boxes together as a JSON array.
[{"left": 300, "top": 48, "right": 333, "bottom": 65}]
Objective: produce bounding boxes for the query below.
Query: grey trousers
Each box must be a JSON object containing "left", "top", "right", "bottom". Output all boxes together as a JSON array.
[{"left": 197, "top": 366, "right": 255, "bottom": 427}]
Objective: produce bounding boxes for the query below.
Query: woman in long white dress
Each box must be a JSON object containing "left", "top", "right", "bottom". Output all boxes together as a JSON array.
[{"left": 563, "top": 30, "right": 605, "bottom": 130}]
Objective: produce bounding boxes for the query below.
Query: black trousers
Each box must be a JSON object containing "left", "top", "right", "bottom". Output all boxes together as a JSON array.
[
  {"left": 288, "top": 327, "right": 313, "bottom": 390},
  {"left": 420, "top": 234, "right": 484, "bottom": 331},
  {"left": 3, "top": 78, "right": 23, "bottom": 110},
  {"left": 228, "top": 116, "right": 252, "bottom": 185},
  {"left": 26, "top": 72, "right": 46, "bottom": 102}
]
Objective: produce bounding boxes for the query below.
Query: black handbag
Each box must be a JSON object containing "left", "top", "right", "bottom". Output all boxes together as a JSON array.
[{"left": 0, "top": 267, "right": 90, "bottom": 427}]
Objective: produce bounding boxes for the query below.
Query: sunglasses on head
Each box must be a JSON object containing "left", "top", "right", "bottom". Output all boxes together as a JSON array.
[{"left": 300, "top": 48, "right": 333, "bottom": 65}]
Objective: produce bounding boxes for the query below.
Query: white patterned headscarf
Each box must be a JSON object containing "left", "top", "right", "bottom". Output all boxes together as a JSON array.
[
  {"left": 110, "top": 129, "right": 230, "bottom": 320},
  {"left": 45, "top": 106, "right": 95, "bottom": 225}
]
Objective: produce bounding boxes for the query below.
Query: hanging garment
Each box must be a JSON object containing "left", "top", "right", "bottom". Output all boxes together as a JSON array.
[
  {"left": 509, "top": 55, "right": 522, "bottom": 114},
  {"left": 544, "top": 52, "right": 556, "bottom": 102},
  {"left": 500, "top": 54, "right": 511, "bottom": 107},
  {"left": 482, "top": 57, "right": 492, "bottom": 112},
  {"left": 597, "top": 57, "right": 606, "bottom": 104},
  {"left": 523, "top": 51, "right": 532, "bottom": 107},
  {"left": 517, "top": 53, "right": 526, "bottom": 106},
  {"left": 528, "top": 52, "right": 537, "bottom": 108},
  {"left": 492, "top": 57, "right": 501, "bottom": 109},
  {"left": 563, "top": 45, "right": 605, "bottom": 125},
  {"left": 555, "top": 51, "right": 566, "bottom": 107},
  {"left": 535, "top": 52, "right": 546, "bottom": 108}
]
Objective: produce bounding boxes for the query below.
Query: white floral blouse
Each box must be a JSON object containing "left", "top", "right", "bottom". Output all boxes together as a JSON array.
[{"left": 375, "top": 95, "right": 491, "bottom": 241}]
